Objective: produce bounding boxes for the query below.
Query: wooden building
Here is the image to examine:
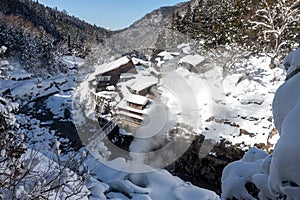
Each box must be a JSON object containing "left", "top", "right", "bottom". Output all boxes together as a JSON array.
[
  {"left": 115, "top": 94, "right": 151, "bottom": 133},
  {"left": 88, "top": 56, "right": 137, "bottom": 92}
]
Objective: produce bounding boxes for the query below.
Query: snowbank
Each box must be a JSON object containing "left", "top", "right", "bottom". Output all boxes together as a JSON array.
[
  {"left": 85, "top": 157, "right": 220, "bottom": 200},
  {"left": 269, "top": 48, "right": 300, "bottom": 198}
]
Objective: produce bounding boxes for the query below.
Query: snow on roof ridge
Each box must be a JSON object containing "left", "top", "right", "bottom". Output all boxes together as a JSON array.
[
  {"left": 88, "top": 56, "right": 131, "bottom": 82},
  {"left": 125, "top": 94, "right": 148, "bottom": 106},
  {"left": 128, "top": 75, "right": 157, "bottom": 92},
  {"left": 96, "top": 56, "right": 131, "bottom": 74}
]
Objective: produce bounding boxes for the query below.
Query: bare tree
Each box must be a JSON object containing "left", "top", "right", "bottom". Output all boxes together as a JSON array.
[
  {"left": 201, "top": 45, "right": 252, "bottom": 78},
  {"left": 0, "top": 136, "right": 89, "bottom": 199},
  {"left": 249, "top": 0, "right": 300, "bottom": 68}
]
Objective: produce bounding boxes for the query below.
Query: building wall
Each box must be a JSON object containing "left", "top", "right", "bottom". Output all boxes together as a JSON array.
[
  {"left": 96, "top": 82, "right": 109, "bottom": 92},
  {"left": 127, "top": 102, "right": 143, "bottom": 110},
  {"left": 138, "top": 85, "right": 157, "bottom": 98}
]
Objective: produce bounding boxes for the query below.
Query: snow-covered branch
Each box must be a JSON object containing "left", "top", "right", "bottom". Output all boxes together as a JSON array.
[
  {"left": 248, "top": 0, "right": 300, "bottom": 67},
  {"left": 249, "top": 21, "right": 272, "bottom": 29}
]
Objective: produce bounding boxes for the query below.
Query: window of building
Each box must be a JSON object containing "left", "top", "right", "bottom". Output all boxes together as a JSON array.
[{"left": 98, "top": 76, "right": 111, "bottom": 82}]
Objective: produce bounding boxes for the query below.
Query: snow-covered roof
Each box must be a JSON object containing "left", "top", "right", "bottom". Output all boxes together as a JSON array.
[
  {"left": 125, "top": 94, "right": 148, "bottom": 106},
  {"left": 120, "top": 73, "right": 136, "bottom": 79},
  {"left": 116, "top": 99, "right": 149, "bottom": 115},
  {"left": 97, "top": 56, "right": 131, "bottom": 74},
  {"left": 179, "top": 54, "right": 205, "bottom": 67},
  {"left": 87, "top": 56, "right": 132, "bottom": 82},
  {"left": 128, "top": 75, "right": 158, "bottom": 92},
  {"left": 132, "top": 57, "right": 150, "bottom": 66},
  {"left": 157, "top": 51, "right": 180, "bottom": 61}
]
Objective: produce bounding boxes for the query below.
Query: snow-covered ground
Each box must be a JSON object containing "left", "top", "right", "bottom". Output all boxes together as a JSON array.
[
  {"left": 136, "top": 46, "right": 285, "bottom": 150},
  {"left": 78, "top": 44, "right": 285, "bottom": 150},
  {"left": 0, "top": 42, "right": 288, "bottom": 199},
  {"left": 216, "top": 55, "right": 284, "bottom": 148}
]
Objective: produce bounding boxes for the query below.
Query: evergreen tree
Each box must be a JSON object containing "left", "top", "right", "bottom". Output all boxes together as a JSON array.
[
  {"left": 181, "top": 4, "right": 193, "bottom": 36},
  {"left": 171, "top": 11, "right": 183, "bottom": 32}
]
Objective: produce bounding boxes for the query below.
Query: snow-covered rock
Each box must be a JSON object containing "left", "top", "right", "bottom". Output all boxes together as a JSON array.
[
  {"left": 46, "top": 92, "right": 72, "bottom": 119},
  {"left": 85, "top": 157, "right": 220, "bottom": 200},
  {"left": 173, "top": 183, "right": 220, "bottom": 200}
]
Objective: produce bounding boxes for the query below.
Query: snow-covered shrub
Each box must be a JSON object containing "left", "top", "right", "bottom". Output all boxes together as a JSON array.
[
  {"left": 1, "top": 147, "right": 90, "bottom": 199},
  {"left": 0, "top": 96, "right": 27, "bottom": 199},
  {"left": 221, "top": 147, "right": 280, "bottom": 199},
  {"left": 0, "top": 119, "right": 90, "bottom": 199}
]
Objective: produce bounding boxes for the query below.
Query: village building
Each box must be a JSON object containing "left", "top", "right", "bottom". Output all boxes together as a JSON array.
[
  {"left": 87, "top": 55, "right": 161, "bottom": 135},
  {"left": 115, "top": 94, "right": 151, "bottom": 133},
  {"left": 88, "top": 56, "right": 137, "bottom": 92}
]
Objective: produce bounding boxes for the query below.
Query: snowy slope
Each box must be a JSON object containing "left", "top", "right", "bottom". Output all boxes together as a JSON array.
[
  {"left": 221, "top": 48, "right": 300, "bottom": 200},
  {"left": 152, "top": 45, "right": 285, "bottom": 150}
]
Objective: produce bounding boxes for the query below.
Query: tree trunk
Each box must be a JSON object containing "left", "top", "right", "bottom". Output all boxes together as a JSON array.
[{"left": 269, "top": 57, "right": 276, "bottom": 69}]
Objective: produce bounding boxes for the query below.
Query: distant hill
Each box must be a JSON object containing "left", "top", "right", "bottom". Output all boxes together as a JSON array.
[
  {"left": 94, "top": 2, "right": 191, "bottom": 61},
  {"left": 0, "top": 0, "right": 111, "bottom": 74},
  {"left": 127, "top": 2, "right": 189, "bottom": 29}
]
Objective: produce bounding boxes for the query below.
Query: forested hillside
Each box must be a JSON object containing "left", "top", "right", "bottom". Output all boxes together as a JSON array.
[
  {"left": 171, "top": 0, "right": 300, "bottom": 66},
  {"left": 0, "top": 0, "right": 111, "bottom": 74}
]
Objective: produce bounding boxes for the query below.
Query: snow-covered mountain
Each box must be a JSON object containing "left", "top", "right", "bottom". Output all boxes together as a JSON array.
[{"left": 99, "top": 2, "right": 192, "bottom": 60}]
